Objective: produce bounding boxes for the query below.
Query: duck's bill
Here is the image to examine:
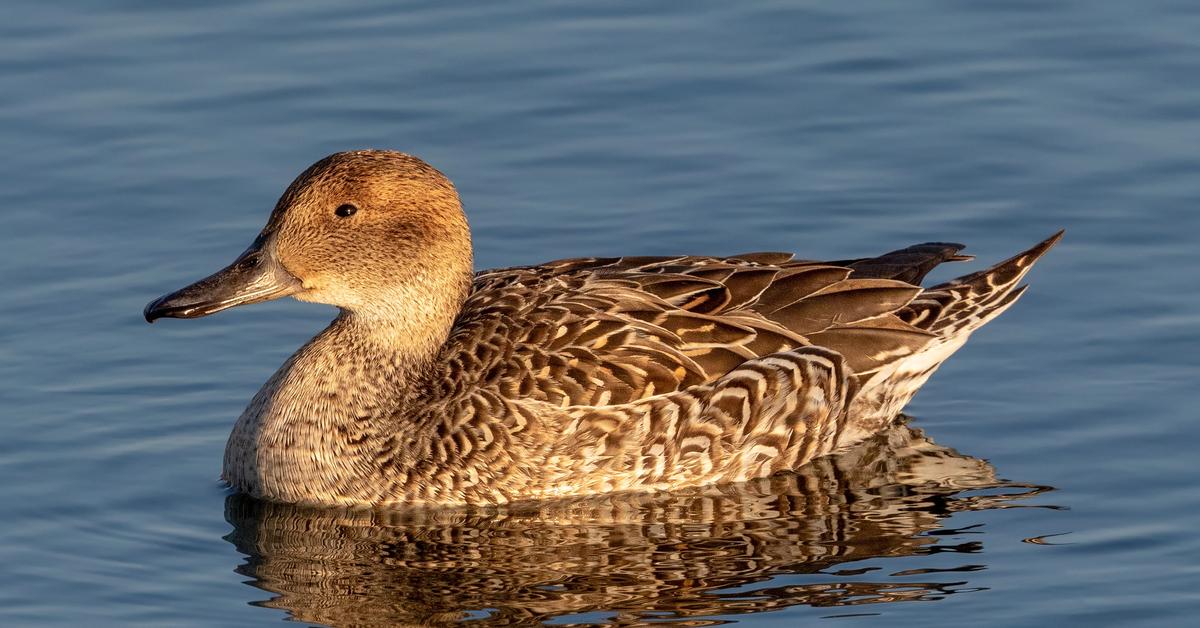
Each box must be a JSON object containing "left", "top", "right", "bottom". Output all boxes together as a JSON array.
[{"left": 144, "top": 236, "right": 303, "bottom": 322}]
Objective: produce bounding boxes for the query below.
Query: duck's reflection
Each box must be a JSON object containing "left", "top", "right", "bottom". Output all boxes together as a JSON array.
[{"left": 224, "top": 421, "right": 1056, "bottom": 626}]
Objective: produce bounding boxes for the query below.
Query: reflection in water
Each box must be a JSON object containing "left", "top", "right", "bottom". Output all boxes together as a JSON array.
[{"left": 224, "top": 421, "right": 1056, "bottom": 626}]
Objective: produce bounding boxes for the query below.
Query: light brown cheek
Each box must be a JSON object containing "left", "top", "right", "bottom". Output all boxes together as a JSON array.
[
  {"left": 274, "top": 235, "right": 313, "bottom": 277},
  {"left": 293, "top": 269, "right": 335, "bottom": 300},
  {"left": 277, "top": 234, "right": 335, "bottom": 282}
]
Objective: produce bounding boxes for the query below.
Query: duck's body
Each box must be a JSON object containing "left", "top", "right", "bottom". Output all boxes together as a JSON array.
[{"left": 147, "top": 150, "right": 1060, "bottom": 507}]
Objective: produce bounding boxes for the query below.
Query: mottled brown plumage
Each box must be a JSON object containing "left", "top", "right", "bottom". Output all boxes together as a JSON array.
[{"left": 145, "top": 150, "right": 1062, "bottom": 507}]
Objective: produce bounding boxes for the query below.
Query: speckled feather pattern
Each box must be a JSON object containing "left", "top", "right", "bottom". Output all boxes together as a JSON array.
[{"left": 191, "top": 151, "right": 1062, "bottom": 507}]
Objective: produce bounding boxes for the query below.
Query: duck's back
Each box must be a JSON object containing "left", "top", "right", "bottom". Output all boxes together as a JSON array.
[
  {"left": 436, "top": 250, "right": 936, "bottom": 403},
  {"left": 397, "top": 233, "right": 1058, "bottom": 503}
]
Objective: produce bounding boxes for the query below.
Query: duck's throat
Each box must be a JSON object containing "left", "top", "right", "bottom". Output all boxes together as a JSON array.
[{"left": 222, "top": 314, "right": 437, "bottom": 504}]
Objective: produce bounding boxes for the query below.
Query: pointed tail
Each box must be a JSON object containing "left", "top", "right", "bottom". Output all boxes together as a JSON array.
[{"left": 901, "top": 230, "right": 1064, "bottom": 337}]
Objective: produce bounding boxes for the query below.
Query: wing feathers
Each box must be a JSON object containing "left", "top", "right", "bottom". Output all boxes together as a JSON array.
[
  {"left": 827, "top": 242, "right": 973, "bottom": 283},
  {"left": 728, "top": 251, "right": 796, "bottom": 265},
  {"left": 768, "top": 280, "right": 922, "bottom": 331},
  {"left": 454, "top": 233, "right": 1059, "bottom": 421},
  {"left": 751, "top": 266, "right": 852, "bottom": 313}
]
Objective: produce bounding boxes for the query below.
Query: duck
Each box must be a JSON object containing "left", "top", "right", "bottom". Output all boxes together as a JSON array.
[{"left": 145, "top": 150, "right": 1061, "bottom": 508}]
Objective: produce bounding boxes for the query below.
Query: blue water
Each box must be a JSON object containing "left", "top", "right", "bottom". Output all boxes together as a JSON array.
[{"left": 2, "top": 0, "right": 1197, "bottom": 625}]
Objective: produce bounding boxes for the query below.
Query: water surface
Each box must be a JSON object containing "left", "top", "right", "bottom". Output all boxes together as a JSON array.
[{"left": 1, "top": 0, "right": 1198, "bottom": 625}]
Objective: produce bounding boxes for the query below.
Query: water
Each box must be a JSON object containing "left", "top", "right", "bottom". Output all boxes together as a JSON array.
[{"left": 1, "top": 0, "right": 1196, "bottom": 625}]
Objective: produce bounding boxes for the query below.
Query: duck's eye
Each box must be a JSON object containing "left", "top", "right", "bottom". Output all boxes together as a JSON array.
[{"left": 334, "top": 203, "right": 358, "bottom": 218}]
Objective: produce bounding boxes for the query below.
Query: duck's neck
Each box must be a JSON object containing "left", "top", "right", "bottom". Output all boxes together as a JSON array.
[{"left": 223, "top": 276, "right": 471, "bottom": 505}]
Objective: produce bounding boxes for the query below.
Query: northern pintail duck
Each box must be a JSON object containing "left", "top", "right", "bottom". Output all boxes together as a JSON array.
[{"left": 145, "top": 150, "right": 1061, "bottom": 507}]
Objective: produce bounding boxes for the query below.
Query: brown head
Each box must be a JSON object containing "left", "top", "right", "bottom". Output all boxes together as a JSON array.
[{"left": 145, "top": 151, "right": 473, "bottom": 350}]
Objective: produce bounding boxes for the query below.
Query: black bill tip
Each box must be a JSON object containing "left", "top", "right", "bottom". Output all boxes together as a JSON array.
[
  {"left": 143, "top": 236, "right": 303, "bottom": 324},
  {"left": 144, "top": 293, "right": 202, "bottom": 323}
]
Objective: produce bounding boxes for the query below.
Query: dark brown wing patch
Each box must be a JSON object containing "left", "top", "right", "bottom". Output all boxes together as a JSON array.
[
  {"left": 752, "top": 266, "right": 853, "bottom": 313},
  {"left": 728, "top": 251, "right": 796, "bottom": 265},
  {"left": 768, "top": 280, "right": 922, "bottom": 331}
]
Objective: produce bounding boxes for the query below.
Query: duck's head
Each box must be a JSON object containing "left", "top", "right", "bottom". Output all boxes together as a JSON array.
[{"left": 145, "top": 150, "right": 473, "bottom": 329}]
